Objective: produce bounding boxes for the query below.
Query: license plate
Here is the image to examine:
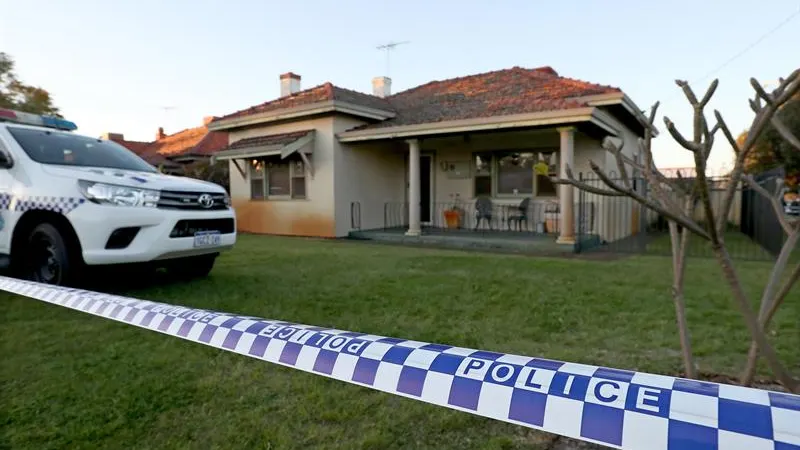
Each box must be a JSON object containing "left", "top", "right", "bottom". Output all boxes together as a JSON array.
[{"left": 193, "top": 231, "right": 221, "bottom": 247}]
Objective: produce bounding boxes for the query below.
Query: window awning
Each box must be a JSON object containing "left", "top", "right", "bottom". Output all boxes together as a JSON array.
[{"left": 211, "top": 130, "right": 315, "bottom": 177}]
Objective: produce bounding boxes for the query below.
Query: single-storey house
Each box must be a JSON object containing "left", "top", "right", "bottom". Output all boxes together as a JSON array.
[
  {"left": 103, "top": 116, "right": 229, "bottom": 174},
  {"left": 208, "top": 67, "right": 651, "bottom": 245}
]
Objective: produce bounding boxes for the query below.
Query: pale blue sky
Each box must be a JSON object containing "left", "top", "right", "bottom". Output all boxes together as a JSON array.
[{"left": 1, "top": 0, "right": 798, "bottom": 173}]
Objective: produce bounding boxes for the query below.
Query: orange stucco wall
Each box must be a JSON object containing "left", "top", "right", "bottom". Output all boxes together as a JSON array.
[{"left": 231, "top": 199, "right": 336, "bottom": 237}]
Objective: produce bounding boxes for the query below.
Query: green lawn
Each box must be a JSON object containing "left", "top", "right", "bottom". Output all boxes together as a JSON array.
[
  {"left": 2, "top": 235, "right": 798, "bottom": 449},
  {"left": 644, "top": 230, "right": 783, "bottom": 261}
]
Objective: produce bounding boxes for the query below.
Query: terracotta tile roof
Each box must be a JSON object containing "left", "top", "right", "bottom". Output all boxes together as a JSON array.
[
  {"left": 211, "top": 66, "right": 622, "bottom": 132},
  {"left": 191, "top": 130, "right": 230, "bottom": 156},
  {"left": 109, "top": 122, "right": 230, "bottom": 167},
  {"left": 110, "top": 137, "right": 149, "bottom": 155},
  {"left": 226, "top": 130, "right": 313, "bottom": 150},
  {"left": 147, "top": 127, "right": 208, "bottom": 157},
  {"left": 356, "top": 66, "right": 621, "bottom": 130},
  {"left": 213, "top": 83, "right": 394, "bottom": 122}
]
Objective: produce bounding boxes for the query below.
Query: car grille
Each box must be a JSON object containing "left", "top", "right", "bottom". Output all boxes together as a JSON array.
[
  {"left": 157, "top": 190, "right": 228, "bottom": 210},
  {"left": 170, "top": 218, "right": 236, "bottom": 238}
]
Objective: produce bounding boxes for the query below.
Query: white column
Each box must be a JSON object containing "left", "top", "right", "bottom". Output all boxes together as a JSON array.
[
  {"left": 406, "top": 138, "right": 421, "bottom": 236},
  {"left": 556, "top": 127, "right": 576, "bottom": 244}
]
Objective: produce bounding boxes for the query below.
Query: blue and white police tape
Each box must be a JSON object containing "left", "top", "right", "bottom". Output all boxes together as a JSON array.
[{"left": 1, "top": 276, "right": 798, "bottom": 450}]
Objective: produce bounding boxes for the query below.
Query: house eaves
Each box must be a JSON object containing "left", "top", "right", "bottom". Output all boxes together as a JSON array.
[
  {"left": 337, "top": 107, "right": 618, "bottom": 142},
  {"left": 208, "top": 100, "right": 396, "bottom": 131},
  {"left": 573, "top": 92, "right": 658, "bottom": 136}
]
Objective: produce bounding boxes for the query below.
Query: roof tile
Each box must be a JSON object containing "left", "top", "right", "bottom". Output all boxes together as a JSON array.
[
  {"left": 227, "top": 130, "right": 313, "bottom": 150},
  {"left": 110, "top": 123, "right": 230, "bottom": 166},
  {"left": 214, "top": 83, "right": 393, "bottom": 122},
  {"left": 211, "top": 66, "right": 621, "bottom": 132},
  {"left": 359, "top": 66, "right": 620, "bottom": 130}
]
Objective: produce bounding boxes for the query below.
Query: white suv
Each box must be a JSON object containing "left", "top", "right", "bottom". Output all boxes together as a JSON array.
[{"left": 0, "top": 108, "right": 237, "bottom": 286}]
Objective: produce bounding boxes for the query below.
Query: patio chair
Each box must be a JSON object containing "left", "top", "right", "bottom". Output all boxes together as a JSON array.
[
  {"left": 474, "top": 196, "right": 494, "bottom": 230},
  {"left": 506, "top": 197, "right": 531, "bottom": 231}
]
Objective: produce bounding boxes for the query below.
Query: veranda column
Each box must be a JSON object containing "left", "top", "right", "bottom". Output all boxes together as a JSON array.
[
  {"left": 406, "top": 138, "right": 422, "bottom": 236},
  {"left": 556, "top": 127, "right": 576, "bottom": 244}
]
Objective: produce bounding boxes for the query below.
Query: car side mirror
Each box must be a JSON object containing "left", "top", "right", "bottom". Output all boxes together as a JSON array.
[{"left": 0, "top": 151, "right": 13, "bottom": 169}]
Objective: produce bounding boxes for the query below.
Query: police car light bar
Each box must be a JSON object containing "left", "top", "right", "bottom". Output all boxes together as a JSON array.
[{"left": 0, "top": 108, "right": 78, "bottom": 131}]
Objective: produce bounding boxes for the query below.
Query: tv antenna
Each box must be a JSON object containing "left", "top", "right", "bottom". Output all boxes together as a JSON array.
[{"left": 376, "top": 40, "right": 409, "bottom": 77}]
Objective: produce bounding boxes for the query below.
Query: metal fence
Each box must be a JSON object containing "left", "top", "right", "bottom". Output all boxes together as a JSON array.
[
  {"left": 740, "top": 167, "right": 786, "bottom": 257},
  {"left": 575, "top": 171, "right": 784, "bottom": 261}
]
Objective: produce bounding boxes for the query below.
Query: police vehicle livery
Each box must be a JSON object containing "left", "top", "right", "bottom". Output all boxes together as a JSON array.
[{"left": 0, "top": 108, "right": 236, "bottom": 286}]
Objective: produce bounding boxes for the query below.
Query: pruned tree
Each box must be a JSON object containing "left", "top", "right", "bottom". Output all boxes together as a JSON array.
[{"left": 555, "top": 69, "right": 800, "bottom": 393}]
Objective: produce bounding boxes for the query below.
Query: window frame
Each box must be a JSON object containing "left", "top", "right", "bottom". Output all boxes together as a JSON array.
[
  {"left": 471, "top": 149, "right": 559, "bottom": 199},
  {"left": 248, "top": 155, "right": 309, "bottom": 200}
]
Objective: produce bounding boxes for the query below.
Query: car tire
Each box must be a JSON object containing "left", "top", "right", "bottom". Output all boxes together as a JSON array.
[
  {"left": 22, "top": 222, "right": 82, "bottom": 286},
  {"left": 169, "top": 254, "right": 217, "bottom": 280}
]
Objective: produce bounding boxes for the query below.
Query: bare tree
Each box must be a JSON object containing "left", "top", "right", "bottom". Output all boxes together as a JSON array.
[{"left": 555, "top": 69, "right": 800, "bottom": 393}]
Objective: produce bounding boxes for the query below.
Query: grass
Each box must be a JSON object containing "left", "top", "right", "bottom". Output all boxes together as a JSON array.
[
  {"left": 644, "top": 230, "right": 780, "bottom": 261},
  {"left": 2, "top": 235, "right": 798, "bottom": 449}
]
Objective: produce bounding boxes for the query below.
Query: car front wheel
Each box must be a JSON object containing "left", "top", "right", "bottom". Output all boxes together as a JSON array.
[{"left": 23, "top": 223, "right": 81, "bottom": 286}]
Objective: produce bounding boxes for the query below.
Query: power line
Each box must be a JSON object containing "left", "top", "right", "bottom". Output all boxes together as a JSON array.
[{"left": 649, "top": 5, "right": 800, "bottom": 112}]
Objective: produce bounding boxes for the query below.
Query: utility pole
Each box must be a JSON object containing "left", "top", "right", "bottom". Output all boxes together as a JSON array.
[{"left": 376, "top": 41, "right": 410, "bottom": 78}]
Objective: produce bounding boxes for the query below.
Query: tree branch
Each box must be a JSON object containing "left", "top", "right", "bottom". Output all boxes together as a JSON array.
[
  {"left": 715, "top": 110, "right": 741, "bottom": 155},
  {"left": 742, "top": 175, "right": 797, "bottom": 234},
  {"left": 771, "top": 115, "right": 800, "bottom": 151},
  {"left": 587, "top": 161, "right": 710, "bottom": 238},
  {"left": 552, "top": 166, "right": 625, "bottom": 197},
  {"left": 664, "top": 117, "right": 702, "bottom": 152},
  {"left": 716, "top": 74, "right": 800, "bottom": 235},
  {"left": 603, "top": 137, "right": 631, "bottom": 190}
]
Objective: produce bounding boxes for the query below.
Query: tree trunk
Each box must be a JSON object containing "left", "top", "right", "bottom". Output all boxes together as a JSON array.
[
  {"left": 669, "top": 221, "right": 696, "bottom": 378},
  {"left": 741, "top": 257, "right": 800, "bottom": 386},
  {"left": 712, "top": 244, "right": 800, "bottom": 392}
]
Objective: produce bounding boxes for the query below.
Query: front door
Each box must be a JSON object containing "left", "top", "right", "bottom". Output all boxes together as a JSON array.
[{"left": 420, "top": 155, "right": 432, "bottom": 223}]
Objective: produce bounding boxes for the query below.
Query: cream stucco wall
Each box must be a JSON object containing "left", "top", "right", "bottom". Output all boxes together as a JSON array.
[
  {"left": 333, "top": 116, "right": 407, "bottom": 235},
  {"left": 227, "top": 116, "right": 338, "bottom": 237}
]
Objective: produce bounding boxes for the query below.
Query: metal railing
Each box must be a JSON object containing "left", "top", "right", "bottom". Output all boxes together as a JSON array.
[
  {"left": 575, "top": 173, "right": 780, "bottom": 261},
  {"left": 383, "top": 201, "right": 559, "bottom": 235}
]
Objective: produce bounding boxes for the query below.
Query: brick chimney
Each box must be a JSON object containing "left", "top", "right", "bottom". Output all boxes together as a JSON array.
[
  {"left": 280, "top": 72, "right": 301, "bottom": 97},
  {"left": 100, "top": 132, "right": 124, "bottom": 141},
  {"left": 156, "top": 127, "right": 166, "bottom": 140},
  {"left": 203, "top": 116, "right": 216, "bottom": 126},
  {"left": 372, "top": 76, "right": 392, "bottom": 98}
]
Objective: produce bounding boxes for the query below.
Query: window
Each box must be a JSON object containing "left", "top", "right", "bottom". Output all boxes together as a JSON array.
[
  {"left": 249, "top": 156, "right": 309, "bottom": 200},
  {"left": 472, "top": 150, "right": 558, "bottom": 198},
  {"left": 249, "top": 160, "right": 264, "bottom": 199},
  {"left": 291, "top": 160, "right": 306, "bottom": 199},
  {"left": 473, "top": 152, "right": 492, "bottom": 196},
  {"left": 497, "top": 152, "right": 534, "bottom": 195},
  {"left": 7, "top": 126, "right": 157, "bottom": 173}
]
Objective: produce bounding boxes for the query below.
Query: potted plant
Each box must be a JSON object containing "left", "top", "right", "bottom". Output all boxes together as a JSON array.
[{"left": 443, "top": 194, "right": 465, "bottom": 229}]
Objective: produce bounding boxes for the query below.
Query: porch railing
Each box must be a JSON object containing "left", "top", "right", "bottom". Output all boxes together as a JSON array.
[{"left": 383, "top": 201, "right": 560, "bottom": 234}]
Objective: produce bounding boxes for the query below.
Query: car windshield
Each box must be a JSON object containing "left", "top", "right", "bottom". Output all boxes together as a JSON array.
[{"left": 7, "top": 127, "right": 158, "bottom": 173}]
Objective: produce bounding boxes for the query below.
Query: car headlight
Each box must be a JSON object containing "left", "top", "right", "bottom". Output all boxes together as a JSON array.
[
  {"left": 223, "top": 192, "right": 231, "bottom": 206},
  {"left": 78, "top": 180, "right": 160, "bottom": 207}
]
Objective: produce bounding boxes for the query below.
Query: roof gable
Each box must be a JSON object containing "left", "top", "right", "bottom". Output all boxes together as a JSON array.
[{"left": 212, "top": 82, "right": 394, "bottom": 125}]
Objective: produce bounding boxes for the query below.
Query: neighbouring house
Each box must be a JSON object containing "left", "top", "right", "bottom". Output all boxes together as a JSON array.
[
  {"left": 209, "top": 67, "right": 653, "bottom": 245},
  {"left": 102, "top": 116, "right": 229, "bottom": 175}
]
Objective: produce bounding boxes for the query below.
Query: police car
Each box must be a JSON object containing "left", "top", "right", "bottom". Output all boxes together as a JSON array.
[{"left": 0, "top": 108, "right": 237, "bottom": 286}]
